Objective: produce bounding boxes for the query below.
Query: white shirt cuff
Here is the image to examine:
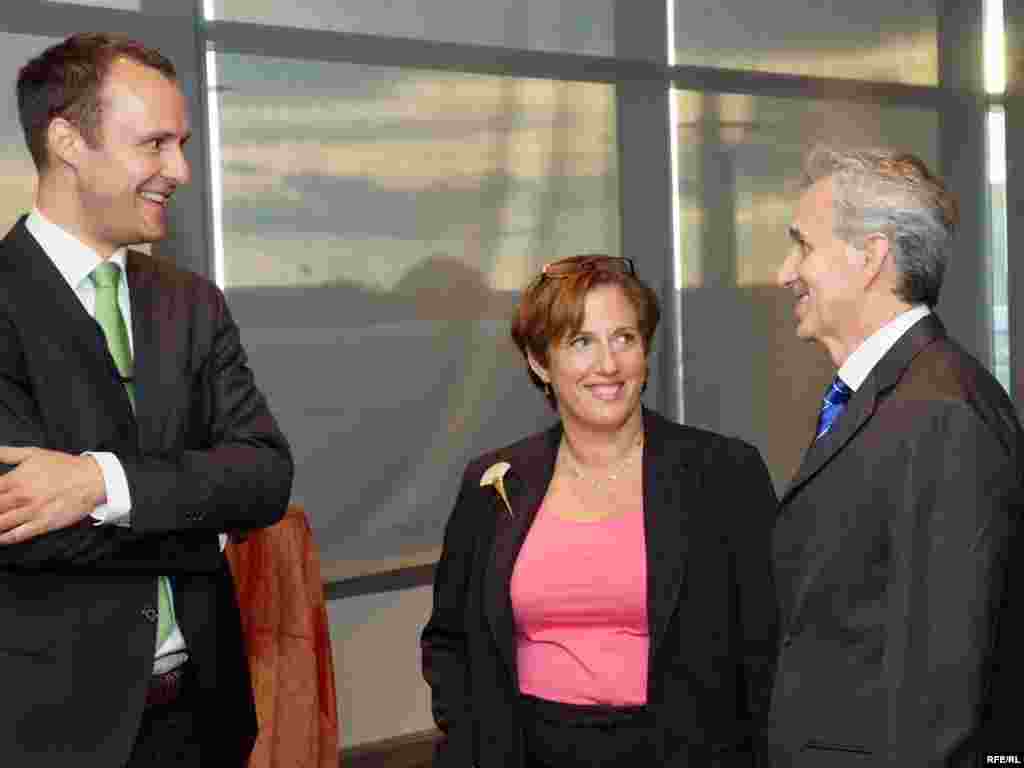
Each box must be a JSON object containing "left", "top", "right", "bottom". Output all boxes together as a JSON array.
[{"left": 85, "top": 451, "right": 132, "bottom": 526}]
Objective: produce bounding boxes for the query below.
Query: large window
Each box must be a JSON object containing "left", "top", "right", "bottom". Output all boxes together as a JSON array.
[
  {"left": 672, "top": 0, "right": 937, "bottom": 84},
  {"left": 985, "top": 0, "right": 1009, "bottom": 392},
  {"left": 47, "top": 0, "right": 140, "bottom": 8},
  {"left": 211, "top": 0, "right": 615, "bottom": 56},
  {"left": 212, "top": 57, "right": 619, "bottom": 291},
  {"left": 210, "top": 51, "right": 620, "bottom": 576},
  {"left": 0, "top": 34, "right": 55, "bottom": 233},
  {"left": 673, "top": 90, "right": 939, "bottom": 488},
  {"left": 1, "top": 0, "right": 1012, "bottom": 567}
]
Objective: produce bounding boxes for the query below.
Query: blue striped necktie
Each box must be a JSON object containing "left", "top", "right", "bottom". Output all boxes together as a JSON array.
[{"left": 815, "top": 376, "right": 852, "bottom": 441}]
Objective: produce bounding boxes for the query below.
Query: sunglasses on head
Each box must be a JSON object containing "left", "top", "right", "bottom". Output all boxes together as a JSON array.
[{"left": 541, "top": 256, "right": 636, "bottom": 278}]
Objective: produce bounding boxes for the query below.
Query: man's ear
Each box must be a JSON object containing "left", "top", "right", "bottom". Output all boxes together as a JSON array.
[
  {"left": 526, "top": 350, "right": 550, "bottom": 384},
  {"left": 859, "top": 233, "right": 891, "bottom": 287},
  {"left": 47, "top": 117, "right": 85, "bottom": 169}
]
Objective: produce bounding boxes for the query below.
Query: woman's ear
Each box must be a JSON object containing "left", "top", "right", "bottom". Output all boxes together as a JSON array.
[{"left": 526, "top": 350, "right": 549, "bottom": 384}]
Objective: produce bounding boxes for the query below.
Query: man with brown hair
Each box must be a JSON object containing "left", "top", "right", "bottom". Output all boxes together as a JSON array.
[
  {"left": 769, "top": 146, "right": 1022, "bottom": 765},
  {"left": 0, "top": 33, "right": 293, "bottom": 767}
]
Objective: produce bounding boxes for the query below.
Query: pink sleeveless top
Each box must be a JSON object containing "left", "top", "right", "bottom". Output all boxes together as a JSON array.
[{"left": 510, "top": 500, "right": 649, "bottom": 705}]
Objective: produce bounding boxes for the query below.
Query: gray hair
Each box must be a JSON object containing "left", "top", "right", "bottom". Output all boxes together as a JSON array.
[{"left": 802, "top": 146, "right": 959, "bottom": 308}]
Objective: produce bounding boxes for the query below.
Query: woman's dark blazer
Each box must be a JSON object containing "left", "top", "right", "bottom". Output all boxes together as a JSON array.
[{"left": 421, "top": 408, "right": 779, "bottom": 767}]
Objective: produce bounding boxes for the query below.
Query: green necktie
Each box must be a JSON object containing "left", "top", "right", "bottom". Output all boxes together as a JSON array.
[
  {"left": 91, "top": 262, "right": 134, "bottom": 404},
  {"left": 90, "top": 262, "right": 176, "bottom": 649}
]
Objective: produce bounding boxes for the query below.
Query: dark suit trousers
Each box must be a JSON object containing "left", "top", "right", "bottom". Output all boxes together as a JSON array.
[
  {"left": 127, "top": 697, "right": 203, "bottom": 768},
  {"left": 125, "top": 664, "right": 245, "bottom": 768}
]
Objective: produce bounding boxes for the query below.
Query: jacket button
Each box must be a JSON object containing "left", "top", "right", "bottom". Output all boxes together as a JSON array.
[
  {"left": 782, "top": 633, "right": 793, "bottom": 648},
  {"left": 141, "top": 606, "right": 159, "bottom": 623}
]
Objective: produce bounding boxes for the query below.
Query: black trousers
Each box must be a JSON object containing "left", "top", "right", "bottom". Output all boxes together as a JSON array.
[
  {"left": 520, "top": 694, "right": 657, "bottom": 768},
  {"left": 126, "top": 664, "right": 205, "bottom": 768}
]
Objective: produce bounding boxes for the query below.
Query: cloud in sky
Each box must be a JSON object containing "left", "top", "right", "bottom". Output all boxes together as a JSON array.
[
  {"left": 212, "top": 63, "right": 621, "bottom": 289},
  {"left": 216, "top": 69, "right": 616, "bottom": 192},
  {"left": 212, "top": 0, "right": 614, "bottom": 56}
]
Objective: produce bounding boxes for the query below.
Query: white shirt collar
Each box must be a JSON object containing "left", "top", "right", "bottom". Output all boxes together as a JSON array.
[
  {"left": 25, "top": 208, "right": 127, "bottom": 292},
  {"left": 838, "top": 304, "right": 931, "bottom": 392}
]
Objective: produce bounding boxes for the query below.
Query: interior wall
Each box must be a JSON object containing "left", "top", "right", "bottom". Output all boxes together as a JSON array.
[{"left": 328, "top": 586, "right": 436, "bottom": 748}]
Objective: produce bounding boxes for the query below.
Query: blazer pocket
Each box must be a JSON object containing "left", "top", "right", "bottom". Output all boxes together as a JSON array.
[
  {"left": 0, "top": 627, "right": 57, "bottom": 659},
  {"left": 802, "top": 739, "right": 872, "bottom": 756}
]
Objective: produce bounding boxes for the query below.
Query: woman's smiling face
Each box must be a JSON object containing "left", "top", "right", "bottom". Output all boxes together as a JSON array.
[{"left": 529, "top": 283, "right": 646, "bottom": 433}]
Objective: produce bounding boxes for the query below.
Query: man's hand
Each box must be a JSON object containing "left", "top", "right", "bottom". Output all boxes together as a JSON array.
[{"left": 0, "top": 447, "right": 106, "bottom": 545}]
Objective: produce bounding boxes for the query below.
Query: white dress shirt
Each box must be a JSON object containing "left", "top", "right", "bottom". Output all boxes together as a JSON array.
[
  {"left": 837, "top": 304, "right": 932, "bottom": 392},
  {"left": 24, "top": 208, "right": 186, "bottom": 664}
]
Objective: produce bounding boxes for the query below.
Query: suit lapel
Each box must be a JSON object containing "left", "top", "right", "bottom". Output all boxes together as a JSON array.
[
  {"left": 3, "top": 219, "right": 118, "bottom": 378},
  {"left": 484, "top": 424, "right": 560, "bottom": 686},
  {"left": 777, "top": 314, "right": 947, "bottom": 626},
  {"left": 642, "top": 409, "right": 698, "bottom": 664},
  {"left": 125, "top": 250, "right": 160, "bottom": 440},
  {"left": 780, "top": 314, "right": 946, "bottom": 506},
  {"left": 781, "top": 379, "right": 879, "bottom": 505},
  {"left": 1, "top": 218, "right": 135, "bottom": 440}
]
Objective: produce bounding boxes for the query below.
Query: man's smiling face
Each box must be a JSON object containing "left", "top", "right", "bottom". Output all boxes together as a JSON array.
[
  {"left": 69, "top": 57, "right": 191, "bottom": 258},
  {"left": 777, "top": 176, "right": 868, "bottom": 361}
]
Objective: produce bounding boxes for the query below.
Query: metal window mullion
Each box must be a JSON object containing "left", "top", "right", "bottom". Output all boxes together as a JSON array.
[
  {"left": 1006, "top": 0, "right": 1024, "bottom": 406},
  {"left": 613, "top": 0, "right": 677, "bottom": 419},
  {"left": 938, "top": 0, "right": 992, "bottom": 368}
]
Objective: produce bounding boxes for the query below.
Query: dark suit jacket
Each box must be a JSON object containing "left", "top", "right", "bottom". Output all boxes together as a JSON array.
[
  {"left": 421, "top": 408, "right": 778, "bottom": 767},
  {"left": 0, "top": 217, "right": 294, "bottom": 768},
  {"left": 769, "top": 314, "right": 1022, "bottom": 767}
]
